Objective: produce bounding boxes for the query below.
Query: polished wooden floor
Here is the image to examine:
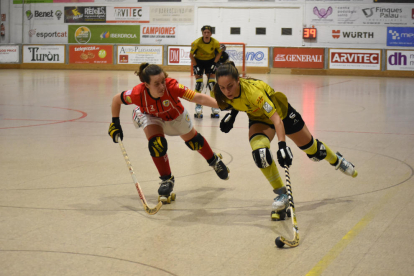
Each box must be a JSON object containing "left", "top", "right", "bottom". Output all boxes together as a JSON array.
[{"left": 1, "top": 69, "right": 413, "bottom": 276}]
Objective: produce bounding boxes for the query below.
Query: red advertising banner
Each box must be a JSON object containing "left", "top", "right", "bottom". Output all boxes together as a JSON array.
[
  {"left": 69, "top": 45, "right": 113, "bottom": 64},
  {"left": 273, "top": 48, "right": 324, "bottom": 69}
]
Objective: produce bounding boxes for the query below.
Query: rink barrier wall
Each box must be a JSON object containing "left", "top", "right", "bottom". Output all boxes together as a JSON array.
[{"left": 0, "top": 44, "right": 413, "bottom": 78}]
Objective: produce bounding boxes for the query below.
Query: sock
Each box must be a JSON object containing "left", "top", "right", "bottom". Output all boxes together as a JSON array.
[
  {"left": 250, "top": 134, "right": 284, "bottom": 190},
  {"left": 152, "top": 155, "right": 171, "bottom": 177},
  {"left": 195, "top": 78, "right": 203, "bottom": 93}
]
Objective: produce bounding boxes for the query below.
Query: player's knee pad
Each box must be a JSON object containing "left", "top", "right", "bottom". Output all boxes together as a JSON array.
[
  {"left": 185, "top": 133, "right": 204, "bottom": 150},
  {"left": 207, "top": 80, "right": 216, "bottom": 91},
  {"left": 195, "top": 79, "right": 204, "bottom": 92},
  {"left": 306, "top": 139, "right": 327, "bottom": 162},
  {"left": 250, "top": 133, "right": 273, "bottom": 168},
  {"left": 148, "top": 136, "right": 168, "bottom": 157},
  {"left": 252, "top": 147, "right": 273, "bottom": 168}
]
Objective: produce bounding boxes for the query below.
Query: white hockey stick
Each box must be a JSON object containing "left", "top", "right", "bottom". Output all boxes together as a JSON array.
[
  {"left": 117, "top": 136, "right": 162, "bottom": 215},
  {"left": 275, "top": 165, "right": 299, "bottom": 248}
]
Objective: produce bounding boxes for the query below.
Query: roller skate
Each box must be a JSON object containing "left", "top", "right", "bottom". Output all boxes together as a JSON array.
[
  {"left": 209, "top": 153, "right": 230, "bottom": 180},
  {"left": 335, "top": 152, "right": 358, "bottom": 178},
  {"left": 194, "top": 104, "right": 203, "bottom": 119},
  {"left": 157, "top": 175, "right": 176, "bottom": 204},
  {"left": 271, "top": 187, "right": 289, "bottom": 221},
  {"left": 211, "top": 107, "right": 220, "bottom": 118}
]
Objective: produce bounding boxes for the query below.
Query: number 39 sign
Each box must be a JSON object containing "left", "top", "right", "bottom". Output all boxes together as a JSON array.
[{"left": 303, "top": 28, "right": 317, "bottom": 39}]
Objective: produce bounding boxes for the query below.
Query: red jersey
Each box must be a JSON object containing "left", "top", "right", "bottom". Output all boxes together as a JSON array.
[{"left": 121, "top": 78, "right": 195, "bottom": 121}]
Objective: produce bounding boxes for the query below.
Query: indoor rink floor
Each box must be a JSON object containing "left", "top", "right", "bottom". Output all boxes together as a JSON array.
[{"left": 1, "top": 69, "right": 414, "bottom": 276}]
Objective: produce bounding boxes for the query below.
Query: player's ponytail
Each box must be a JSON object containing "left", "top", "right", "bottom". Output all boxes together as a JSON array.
[
  {"left": 213, "top": 61, "right": 239, "bottom": 109},
  {"left": 135, "top": 63, "right": 169, "bottom": 84}
]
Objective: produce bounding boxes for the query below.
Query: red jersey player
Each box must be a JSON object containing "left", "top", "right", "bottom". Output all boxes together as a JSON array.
[{"left": 108, "top": 63, "right": 228, "bottom": 203}]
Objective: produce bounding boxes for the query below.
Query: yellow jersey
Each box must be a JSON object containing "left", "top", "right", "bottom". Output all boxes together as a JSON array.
[
  {"left": 190, "top": 37, "right": 221, "bottom": 61},
  {"left": 222, "top": 78, "right": 289, "bottom": 124}
]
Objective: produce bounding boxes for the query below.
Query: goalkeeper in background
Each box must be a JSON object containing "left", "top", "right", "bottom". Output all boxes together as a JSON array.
[{"left": 189, "top": 25, "right": 222, "bottom": 118}]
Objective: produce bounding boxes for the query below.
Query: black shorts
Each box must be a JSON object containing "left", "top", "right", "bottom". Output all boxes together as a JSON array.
[
  {"left": 195, "top": 58, "right": 216, "bottom": 75},
  {"left": 248, "top": 104, "right": 305, "bottom": 135}
]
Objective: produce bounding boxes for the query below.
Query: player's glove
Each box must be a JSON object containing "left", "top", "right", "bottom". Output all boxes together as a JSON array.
[
  {"left": 193, "top": 65, "right": 202, "bottom": 76},
  {"left": 210, "top": 62, "right": 217, "bottom": 74},
  {"left": 220, "top": 109, "right": 239, "bottom": 133},
  {"left": 108, "top": 117, "right": 123, "bottom": 143},
  {"left": 132, "top": 107, "right": 146, "bottom": 128},
  {"left": 277, "top": 141, "right": 293, "bottom": 167}
]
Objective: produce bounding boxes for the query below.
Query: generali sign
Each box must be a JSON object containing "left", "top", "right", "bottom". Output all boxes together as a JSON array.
[{"left": 273, "top": 48, "right": 324, "bottom": 69}]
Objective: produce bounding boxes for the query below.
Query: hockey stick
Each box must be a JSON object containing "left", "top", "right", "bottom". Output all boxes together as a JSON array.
[
  {"left": 275, "top": 165, "right": 300, "bottom": 248},
  {"left": 117, "top": 136, "right": 162, "bottom": 215}
]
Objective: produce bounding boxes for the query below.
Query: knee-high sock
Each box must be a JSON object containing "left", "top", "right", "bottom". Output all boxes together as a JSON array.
[
  {"left": 152, "top": 155, "right": 171, "bottom": 177},
  {"left": 195, "top": 78, "right": 203, "bottom": 93},
  {"left": 250, "top": 134, "right": 284, "bottom": 190},
  {"left": 301, "top": 137, "right": 338, "bottom": 165}
]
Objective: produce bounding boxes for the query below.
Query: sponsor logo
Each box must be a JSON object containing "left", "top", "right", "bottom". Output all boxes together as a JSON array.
[
  {"left": 98, "top": 49, "right": 106, "bottom": 58},
  {"left": 125, "top": 90, "right": 132, "bottom": 96},
  {"left": 331, "top": 30, "right": 374, "bottom": 39},
  {"left": 100, "top": 31, "right": 136, "bottom": 39},
  {"left": 274, "top": 54, "right": 285, "bottom": 61},
  {"left": 178, "top": 84, "right": 185, "bottom": 89},
  {"left": 289, "top": 112, "right": 296, "bottom": 119},
  {"left": 169, "top": 48, "right": 180, "bottom": 64},
  {"left": 126, "top": 96, "right": 132, "bottom": 104},
  {"left": 113, "top": 7, "right": 143, "bottom": 18},
  {"left": 313, "top": 7, "right": 333, "bottom": 19},
  {"left": 26, "top": 10, "right": 57, "bottom": 20},
  {"left": 74, "top": 26, "right": 91, "bottom": 44},
  {"left": 28, "top": 29, "right": 67, "bottom": 39},
  {"left": 331, "top": 52, "right": 379, "bottom": 64},
  {"left": 263, "top": 102, "right": 273, "bottom": 113},
  {"left": 119, "top": 55, "right": 128, "bottom": 63},
  {"left": 388, "top": 52, "right": 407, "bottom": 66},
  {"left": 163, "top": 100, "right": 170, "bottom": 107},
  {"left": 150, "top": 105, "right": 155, "bottom": 112},
  {"left": 55, "top": 10, "right": 62, "bottom": 20},
  {"left": 27, "top": 47, "right": 60, "bottom": 62},
  {"left": 142, "top": 27, "right": 175, "bottom": 35},
  {"left": 362, "top": 7, "right": 403, "bottom": 19},
  {"left": 26, "top": 10, "right": 33, "bottom": 20},
  {"left": 274, "top": 54, "right": 322, "bottom": 62}
]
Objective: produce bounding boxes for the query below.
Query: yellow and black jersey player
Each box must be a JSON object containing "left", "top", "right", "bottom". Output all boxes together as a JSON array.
[
  {"left": 189, "top": 25, "right": 222, "bottom": 118},
  {"left": 214, "top": 61, "right": 358, "bottom": 220}
]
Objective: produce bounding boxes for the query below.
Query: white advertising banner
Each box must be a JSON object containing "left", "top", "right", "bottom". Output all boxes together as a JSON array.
[
  {"left": 387, "top": 50, "right": 414, "bottom": 71},
  {"left": 23, "top": 45, "right": 65, "bottom": 63},
  {"left": 23, "top": 6, "right": 64, "bottom": 25},
  {"left": 106, "top": 6, "right": 150, "bottom": 23},
  {"left": 226, "top": 46, "right": 269, "bottom": 67},
  {"left": 25, "top": 25, "right": 68, "bottom": 44},
  {"left": 306, "top": 5, "right": 413, "bottom": 26},
  {"left": 329, "top": 49, "right": 381, "bottom": 70},
  {"left": 117, "top": 45, "right": 163, "bottom": 65},
  {"left": 316, "top": 26, "right": 386, "bottom": 44},
  {"left": 168, "top": 46, "right": 191, "bottom": 65},
  {"left": 0, "top": 46, "right": 19, "bottom": 63},
  {"left": 150, "top": 6, "right": 194, "bottom": 24},
  {"left": 141, "top": 26, "right": 178, "bottom": 45}
]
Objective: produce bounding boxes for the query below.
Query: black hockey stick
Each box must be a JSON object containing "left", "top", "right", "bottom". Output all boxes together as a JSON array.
[
  {"left": 117, "top": 136, "right": 162, "bottom": 215},
  {"left": 275, "top": 165, "right": 299, "bottom": 248}
]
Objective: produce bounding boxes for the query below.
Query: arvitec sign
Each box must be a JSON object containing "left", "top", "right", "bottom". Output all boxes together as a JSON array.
[
  {"left": 68, "top": 25, "right": 140, "bottom": 44},
  {"left": 329, "top": 49, "right": 381, "bottom": 70}
]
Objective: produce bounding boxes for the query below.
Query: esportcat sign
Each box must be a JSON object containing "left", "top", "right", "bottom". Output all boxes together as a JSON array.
[{"left": 68, "top": 25, "right": 140, "bottom": 44}]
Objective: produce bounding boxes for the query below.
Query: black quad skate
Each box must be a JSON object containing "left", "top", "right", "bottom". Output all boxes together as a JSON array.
[
  {"left": 209, "top": 153, "right": 230, "bottom": 180},
  {"left": 158, "top": 175, "right": 176, "bottom": 204}
]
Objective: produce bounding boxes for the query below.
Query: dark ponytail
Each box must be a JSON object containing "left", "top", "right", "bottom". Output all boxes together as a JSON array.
[{"left": 135, "top": 63, "right": 169, "bottom": 84}]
